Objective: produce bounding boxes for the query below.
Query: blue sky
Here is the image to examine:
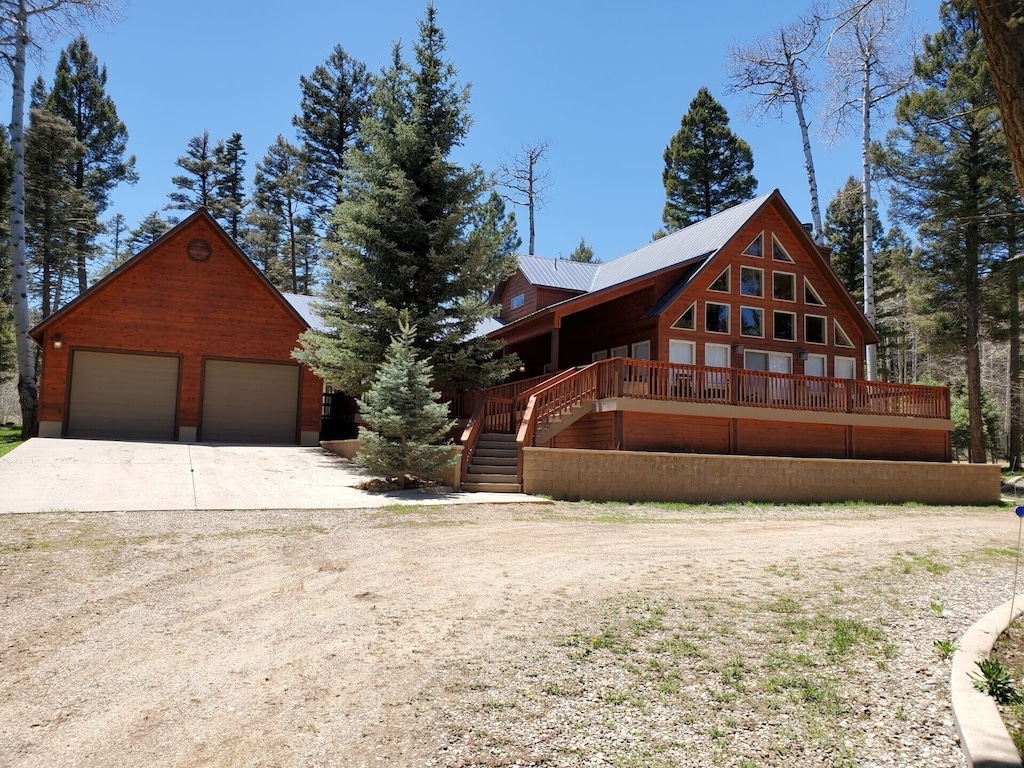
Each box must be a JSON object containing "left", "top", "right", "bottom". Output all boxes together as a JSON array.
[{"left": 22, "top": 0, "right": 936, "bottom": 264}]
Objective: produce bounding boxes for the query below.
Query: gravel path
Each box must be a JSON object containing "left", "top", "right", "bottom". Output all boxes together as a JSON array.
[{"left": 0, "top": 502, "right": 1018, "bottom": 767}]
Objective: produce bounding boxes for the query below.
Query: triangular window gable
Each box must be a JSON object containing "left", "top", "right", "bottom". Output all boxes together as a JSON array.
[
  {"left": 804, "top": 278, "right": 825, "bottom": 306},
  {"left": 742, "top": 233, "right": 763, "bottom": 258},
  {"left": 671, "top": 301, "right": 696, "bottom": 330},
  {"left": 772, "top": 234, "right": 794, "bottom": 262},
  {"left": 834, "top": 320, "right": 854, "bottom": 348},
  {"left": 709, "top": 266, "right": 730, "bottom": 293}
]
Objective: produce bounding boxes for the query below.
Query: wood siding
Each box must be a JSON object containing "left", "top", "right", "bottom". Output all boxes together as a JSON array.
[
  {"left": 548, "top": 411, "right": 947, "bottom": 462},
  {"left": 550, "top": 412, "right": 615, "bottom": 450},
  {"left": 659, "top": 203, "right": 865, "bottom": 376},
  {"left": 36, "top": 213, "right": 321, "bottom": 440},
  {"left": 497, "top": 271, "right": 580, "bottom": 324}
]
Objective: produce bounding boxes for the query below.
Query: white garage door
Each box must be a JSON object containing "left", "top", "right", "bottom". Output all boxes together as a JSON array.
[
  {"left": 67, "top": 351, "right": 179, "bottom": 440},
  {"left": 201, "top": 360, "right": 299, "bottom": 444}
]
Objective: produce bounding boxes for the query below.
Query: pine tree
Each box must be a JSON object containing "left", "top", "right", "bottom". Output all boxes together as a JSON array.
[
  {"left": 167, "top": 130, "right": 217, "bottom": 212},
  {"left": 877, "top": 0, "right": 1007, "bottom": 462},
  {"left": 292, "top": 45, "right": 373, "bottom": 229},
  {"left": 662, "top": 87, "right": 757, "bottom": 231},
  {"left": 251, "top": 135, "right": 316, "bottom": 294},
  {"left": 472, "top": 191, "right": 521, "bottom": 258},
  {"left": 25, "top": 107, "right": 94, "bottom": 317},
  {"left": 125, "top": 211, "right": 175, "bottom": 254},
  {"left": 295, "top": 5, "right": 516, "bottom": 397},
  {"left": 822, "top": 177, "right": 882, "bottom": 305},
  {"left": 355, "top": 312, "right": 456, "bottom": 487},
  {"left": 212, "top": 133, "right": 246, "bottom": 239},
  {"left": 567, "top": 237, "right": 596, "bottom": 263},
  {"left": 46, "top": 36, "right": 137, "bottom": 294}
]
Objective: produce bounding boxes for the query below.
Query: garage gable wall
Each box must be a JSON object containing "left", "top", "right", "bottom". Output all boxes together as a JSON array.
[{"left": 33, "top": 211, "right": 321, "bottom": 442}]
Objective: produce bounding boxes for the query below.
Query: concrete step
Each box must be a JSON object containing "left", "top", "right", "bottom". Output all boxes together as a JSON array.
[{"left": 461, "top": 481, "right": 523, "bottom": 494}]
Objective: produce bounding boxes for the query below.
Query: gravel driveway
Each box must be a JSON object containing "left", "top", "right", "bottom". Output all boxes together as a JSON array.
[{"left": 0, "top": 501, "right": 1016, "bottom": 767}]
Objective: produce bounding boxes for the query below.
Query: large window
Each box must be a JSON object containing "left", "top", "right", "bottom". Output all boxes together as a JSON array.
[
  {"left": 740, "top": 266, "right": 763, "bottom": 297},
  {"left": 744, "top": 350, "right": 792, "bottom": 373},
  {"left": 706, "top": 302, "right": 730, "bottom": 334},
  {"left": 835, "top": 356, "right": 856, "bottom": 379},
  {"left": 773, "top": 272, "right": 796, "bottom": 302},
  {"left": 805, "top": 314, "right": 827, "bottom": 345},
  {"left": 632, "top": 340, "right": 651, "bottom": 360},
  {"left": 669, "top": 339, "right": 695, "bottom": 365},
  {"left": 741, "top": 307, "right": 763, "bottom": 337},
  {"left": 805, "top": 353, "right": 826, "bottom": 378},
  {"left": 705, "top": 343, "right": 730, "bottom": 368},
  {"left": 773, "top": 311, "right": 795, "bottom": 341}
]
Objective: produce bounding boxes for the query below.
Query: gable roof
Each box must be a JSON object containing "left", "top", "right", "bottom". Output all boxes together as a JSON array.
[
  {"left": 29, "top": 209, "right": 310, "bottom": 342},
  {"left": 513, "top": 193, "right": 773, "bottom": 296},
  {"left": 489, "top": 190, "right": 878, "bottom": 344}
]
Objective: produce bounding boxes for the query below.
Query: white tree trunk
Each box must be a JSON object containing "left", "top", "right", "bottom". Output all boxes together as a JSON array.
[
  {"left": 8, "top": 0, "right": 38, "bottom": 437},
  {"left": 789, "top": 62, "right": 822, "bottom": 244},
  {"left": 861, "top": 59, "right": 877, "bottom": 381}
]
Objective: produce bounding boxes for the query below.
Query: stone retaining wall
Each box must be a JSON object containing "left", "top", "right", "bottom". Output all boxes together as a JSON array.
[{"left": 522, "top": 448, "right": 1000, "bottom": 505}]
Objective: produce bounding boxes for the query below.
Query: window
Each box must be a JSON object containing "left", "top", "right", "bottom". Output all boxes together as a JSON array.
[
  {"left": 591, "top": 349, "right": 608, "bottom": 362},
  {"left": 835, "top": 356, "right": 856, "bottom": 379},
  {"left": 773, "top": 272, "right": 796, "bottom": 302},
  {"left": 804, "top": 279, "right": 825, "bottom": 306},
  {"left": 805, "top": 315, "right": 827, "bottom": 345},
  {"left": 669, "top": 339, "right": 695, "bottom": 365},
  {"left": 740, "top": 266, "right": 763, "bottom": 297},
  {"left": 805, "top": 353, "right": 826, "bottom": 377},
  {"left": 741, "top": 307, "right": 763, "bottom": 337},
  {"left": 834, "top": 321, "right": 854, "bottom": 348},
  {"left": 773, "top": 311, "right": 796, "bottom": 341},
  {"left": 772, "top": 234, "right": 794, "bottom": 262},
  {"left": 705, "top": 343, "right": 730, "bottom": 368},
  {"left": 671, "top": 302, "right": 696, "bottom": 330},
  {"left": 705, "top": 302, "right": 730, "bottom": 334},
  {"left": 509, "top": 292, "right": 525, "bottom": 310},
  {"left": 745, "top": 350, "right": 792, "bottom": 373},
  {"left": 610, "top": 345, "right": 628, "bottom": 358},
  {"left": 631, "top": 340, "right": 651, "bottom": 360},
  {"left": 709, "top": 266, "right": 730, "bottom": 292},
  {"left": 742, "top": 233, "right": 763, "bottom": 258}
]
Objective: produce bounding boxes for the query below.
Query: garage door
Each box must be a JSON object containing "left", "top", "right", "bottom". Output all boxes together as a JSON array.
[
  {"left": 67, "top": 351, "right": 179, "bottom": 440},
  {"left": 200, "top": 360, "right": 299, "bottom": 444}
]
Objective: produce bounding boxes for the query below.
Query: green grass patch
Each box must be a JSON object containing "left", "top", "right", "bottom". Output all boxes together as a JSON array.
[{"left": 0, "top": 424, "right": 22, "bottom": 458}]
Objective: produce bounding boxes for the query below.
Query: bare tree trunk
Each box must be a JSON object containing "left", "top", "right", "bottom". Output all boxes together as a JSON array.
[
  {"left": 976, "top": 1, "right": 1024, "bottom": 206},
  {"left": 8, "top": 0, "right": 37, "bottom": 438},
  {"left": 789, "top": 59, "right": 822, "bottom": 243},
  {"left": 1008, "top": 230, "right": 1021, "bottom": 470},
  {"left": 861, "top": 60, "right": 877, "bottom": 381}
]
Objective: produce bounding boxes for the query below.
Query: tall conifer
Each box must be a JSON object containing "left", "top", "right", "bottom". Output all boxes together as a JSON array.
[
  {"left": 295, "top": 5, "right": 515, "bottom": 397},
  {"left": 662, "top": 87, "right": 757, "bottom": 231}
]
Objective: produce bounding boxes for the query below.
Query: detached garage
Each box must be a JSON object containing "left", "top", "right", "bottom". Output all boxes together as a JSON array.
[{"left": 30, "top": 210, "right": 323, "bottom": 445}]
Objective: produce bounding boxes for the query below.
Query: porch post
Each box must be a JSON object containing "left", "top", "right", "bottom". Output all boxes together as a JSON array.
[{"left": 550, "top": 316, "right": 561, "bottom": 372}]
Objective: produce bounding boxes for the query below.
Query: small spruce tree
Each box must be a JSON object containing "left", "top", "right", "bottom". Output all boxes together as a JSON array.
[{"left": 356, "top": 313, "right": 456, "bottom": 487}]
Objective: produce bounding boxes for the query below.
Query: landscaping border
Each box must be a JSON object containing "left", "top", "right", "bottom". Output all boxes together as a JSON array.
[{"left": 952, "top": 596, "right": 1024, "bottom": 768}]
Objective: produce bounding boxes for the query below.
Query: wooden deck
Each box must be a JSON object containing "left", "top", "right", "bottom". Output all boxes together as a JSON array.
[{"left": 457, "top": 358, "right": 953, "bottom": 487}]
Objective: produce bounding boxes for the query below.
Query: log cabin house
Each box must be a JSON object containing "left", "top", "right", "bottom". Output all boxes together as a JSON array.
[
  {"left": 458, "top": 190, "right": 954, "bottom": 493},
  {"left": 29, "top": 209, "right": 324, "bottom": 445}
]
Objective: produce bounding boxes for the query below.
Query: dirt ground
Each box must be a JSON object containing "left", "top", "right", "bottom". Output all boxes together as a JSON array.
[{"left": 0, "top": 502, "right": 1017, "bottom": 767}]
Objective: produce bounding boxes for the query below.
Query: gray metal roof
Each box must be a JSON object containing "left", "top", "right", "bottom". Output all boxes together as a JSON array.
[
  {"left": 516, "top": 193, "right": 773, "bottom": 295},
  {"left": 517, "top": 254, "right": 598, "bottom": 292},
  {"left": 283, "top": 293, "right": 327, "bottom": 332}
]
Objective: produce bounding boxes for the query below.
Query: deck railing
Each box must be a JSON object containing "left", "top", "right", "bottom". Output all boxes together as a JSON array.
[
  {"left": 460, "top": 358, "right": 949, "bottom": 484},
  {"left": 449, "top": 372, "right": 554, "bottom": 419}
]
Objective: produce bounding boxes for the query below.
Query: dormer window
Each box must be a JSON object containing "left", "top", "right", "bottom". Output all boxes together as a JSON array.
[{"left": 509, "top": 292, "right": 525, "bottom": 310}]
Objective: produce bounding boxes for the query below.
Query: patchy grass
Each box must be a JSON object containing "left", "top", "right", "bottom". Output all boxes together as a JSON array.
[{"left": 0, "top": 424, "right": 22, "bottom": 458}]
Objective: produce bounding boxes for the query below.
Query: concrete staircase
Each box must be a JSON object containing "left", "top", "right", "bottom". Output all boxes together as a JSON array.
[{"left": 462, "top": 432, "right": 521, "bottom": 493}]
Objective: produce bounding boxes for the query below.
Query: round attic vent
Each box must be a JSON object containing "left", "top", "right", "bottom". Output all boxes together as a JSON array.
[{"left": 187, "top": 238, "right": 212, "bottom": 262}]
